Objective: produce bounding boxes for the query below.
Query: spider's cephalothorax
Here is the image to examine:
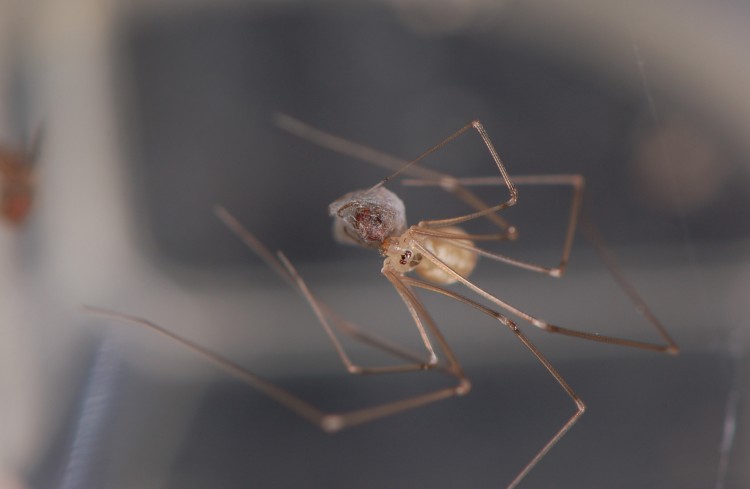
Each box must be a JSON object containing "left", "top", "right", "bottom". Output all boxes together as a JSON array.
[
  {"left": 381, "top": 233, "right": 423, "bottom": 274},
  {"left": 329, "top": 187, "right": 406, "bottom": 249},
  {"left": 382, "top": 226, "right": 479, "bottom": 284}
]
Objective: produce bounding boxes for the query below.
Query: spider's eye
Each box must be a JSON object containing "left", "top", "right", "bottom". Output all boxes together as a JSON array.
[{"left": 398, "top": 250, "right": 413, "bottom": 265}]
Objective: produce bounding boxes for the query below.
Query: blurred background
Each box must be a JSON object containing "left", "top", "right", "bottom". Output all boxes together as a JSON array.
[{"left": 0, "top": 0, "right": 749, "bottom": 488}]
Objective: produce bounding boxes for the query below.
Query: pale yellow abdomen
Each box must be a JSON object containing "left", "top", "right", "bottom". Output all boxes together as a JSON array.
[{"left": 415, "top": 226, "right": 478, "bottom": 285}]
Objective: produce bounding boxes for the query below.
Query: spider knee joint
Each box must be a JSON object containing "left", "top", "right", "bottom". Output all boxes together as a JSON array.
[
  {"left": 347, "top": 365, "right": 364, "bottom": 375},
  {"left": 321, "top": 415, "right": 345, "bottom": 433},
  {"left": 439, "top": 177, "right": 459, "bottom": 191},
  {"left": 574, "top": 398, "right": 586, "bottom": 413},
  {"left": 456, "top": 379, "right": 472, "bottom": 396},
  {"left": 533, "top": 319, "right": 554, "bottom": 331}
]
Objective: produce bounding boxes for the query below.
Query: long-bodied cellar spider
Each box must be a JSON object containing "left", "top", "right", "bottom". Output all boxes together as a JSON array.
[{"left": 87, "top": 114, "right": 678, "bottom": 489}]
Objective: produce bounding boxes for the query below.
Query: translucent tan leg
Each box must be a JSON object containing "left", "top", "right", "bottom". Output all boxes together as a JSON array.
[
  {"left": 399, "top": 173, "right": 679, "bottom": 353},
  {"left": 277, "top": 251, "right": 440, "bottom": 374},
  {"left": 397, "top": 274, "right": 586, "bottom": 489},
  {"left": 273, "top": 113, "right": 518, "bottom": 237},
  {"left": 407, "top": 174, "right": 585, "bottom": 277},
  {"left": 382, "top": 269, "right": 465, "bottom": 377},
  {"left": 215, "top": 205, "right": 439, "bottom": 373},
  {"left": 381, "top": 120, "right": 518, "bottom": 230},
  {"left": 408, "top": 232, "right": 679, "bottom": 354},
  {"left": 84, "top": 210, "right": 480, "bottom": 432},
  {"left": 278, "top": 261, "right": 473, "bottom": 425},
  {"left": 84, "top": 262, "right": 585, "bottom": 488},
  {"left": 83, "top": 306, "right": 464, "bottom": 433},
  {"left": 578, "top": 214, "right": 678, "bottom": 354},
  {"left": 82, "top": 305, "right": 328, "bottom": 427}
]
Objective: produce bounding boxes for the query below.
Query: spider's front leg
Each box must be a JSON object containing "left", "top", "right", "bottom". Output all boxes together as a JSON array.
[
  {"left": 405, "top": 174, "right": 586, "bottom": 277},
  {"left": 409, "top": 121, "right": 518, "bottom": 231},
  {"left": 215, "top": 205, "right": 438, "bottom": 374},
  {"left": 273, "top": 113, "right": 520, "bottom": 239}
]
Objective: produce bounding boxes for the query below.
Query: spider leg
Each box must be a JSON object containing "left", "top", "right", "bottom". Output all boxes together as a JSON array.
[
  {"left": 276, "top": 250, "right": 443, "bottom": 374},
  {"left": 405, "top": 173, "right": 585, "bottom": 277},
  {"left": 273, "top": 113, "right": 517, "bottom": 237},
  {"left": 82, "top": 306, "right": 463, "bottom": 433},
  {"left": 398, "top": 275, "right": 586, "bottom": 489},
  {"left": 381, "top": 269, "right": 464, "bottom": 375},
  {"left": 409, "top": 233, "right": 678, "bottom": 354},
  {"left": 579, "top": 215, "right": 679, "bottom": 354},
  {"left": 389, "top": 120, "right": 517, "bottom": 229},
  {"left": 404, "top": 174, "right": 679, "bottom": 352},
  {"left": 274, "top": 266, "right": 472, "bottom": 430},
  {"left": 215, "top": 205, "right": 438, "bottom": 373},
  {"left": 83, "top": 214, "right": 480, "bottom": 433},
  {"left": 82, "top": 306, "right": 326, "bottom": 426}
]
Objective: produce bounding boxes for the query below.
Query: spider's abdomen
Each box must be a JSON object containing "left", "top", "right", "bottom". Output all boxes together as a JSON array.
[{"left": 414, "top": 226, "right": 478, "bottom": 285}]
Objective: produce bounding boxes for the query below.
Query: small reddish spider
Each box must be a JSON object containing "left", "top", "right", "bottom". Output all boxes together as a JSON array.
[{"left": 0, "top": 131, "right": 41, "bottom": 225}]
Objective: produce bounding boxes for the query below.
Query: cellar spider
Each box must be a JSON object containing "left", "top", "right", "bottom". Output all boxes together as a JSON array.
[
  {"left": 86, "top": 114, "right": 678, "bottom": 489},
  {"left": 0, "top": 129, "right": 41, "bottom": 225}
]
